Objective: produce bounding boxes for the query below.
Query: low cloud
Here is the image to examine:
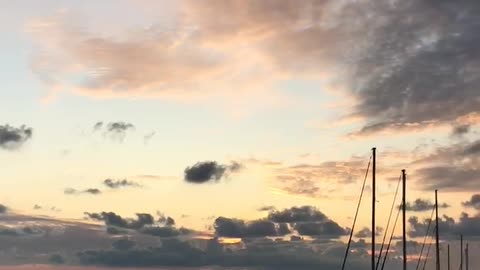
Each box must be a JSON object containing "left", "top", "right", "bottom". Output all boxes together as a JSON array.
[
  {"left": 184, "top": 161, "right": 243, "bottom": 184},
  {"left": 103, "top": 179, "right": 141, "bottom": 189},
  {"left": 404, "top": 198, "right": 450, "bottom": 212},
  {"left": 0, "top": 204, "right": 7, "bottom": 214},
  {"left": 84, "top": 212, "right": 154, "bottom": 230},
  {"left": 409, "top": 212, "right": 480, "bottom": 238},
  {"left": 0, "top": 124, "right": 33, "bottom": 150},
  {"left": 462, "top": 194, "right": 480, "bottom": 210}
]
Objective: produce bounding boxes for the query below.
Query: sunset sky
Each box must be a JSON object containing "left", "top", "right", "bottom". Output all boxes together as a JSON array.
[{"left": 1, "top": 1, "right": 479, "bottom": 269}]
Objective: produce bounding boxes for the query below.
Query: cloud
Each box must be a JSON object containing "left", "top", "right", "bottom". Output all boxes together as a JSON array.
[
  {"left": 93, "top": 121, "right": 135, "bottom": 142},
  {"left": 257, "top": 206, "right": 276, "bottom": 212},
  {"left": 0, "top": 124, "right": 33, "bottom": 150},
  {"left": 412, "top": 139, "right": 480, "bottom": 191},
  {"left": 409, "top": 212, "right": 480, "bottom": 238},
  {"left": 0, "top": 204, "right": 7, "bottom": 214},
  {"left": 64, "top": 188, "right": 102, "bottom": 195},
  {"left": 462, "top": 194, "right": 480, "bottom": 210},
  {"left": 404, "top": 198, "right": 450, "bottom": 212},
  {"left": 84, "top": 212, "right": 154, "bottom": 230},
  {"left": 184, "top": 161, "right": 242, "bottom": 184},
  {"left": 213, "top": 217, "right": 288, "bottom": 238},
  {"left": 267, "top": 206, "right": 327, "bottom": 223},
  {"left": 271, "top": 156, "right": 375, "bottom": 198},
  {"left": 452, "top": 124, "right": 471, "bottom": 137},
  {"left": 103, "top": 179, "right": 141, "bottom": 189},
  {"left": 353, "top": 227, "right": 383, "bottom": 238}
]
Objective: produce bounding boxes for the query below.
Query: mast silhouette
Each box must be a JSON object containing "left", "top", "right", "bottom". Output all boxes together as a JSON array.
[
  {"left": 460, "top": 235, "right": 463, "bottom": 270},
  {"left": 435, "top": 190, "right": 440, "bottom": 270},
  {"left": 402, "top": 169, "right": 407, "bottom": 270},
  {"left": 465, "top": 243, "right": 469, "bottom": 270},
  {"left": 372, "top": 147, "right": 376, "bottom": 270},
  {"left": 447, "top": 244, "right": 450, "bottom": 270}
]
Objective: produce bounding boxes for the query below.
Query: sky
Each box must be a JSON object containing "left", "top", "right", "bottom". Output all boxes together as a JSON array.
[{"left": 0, "top": 0, "right": 479, "bottom": 269}]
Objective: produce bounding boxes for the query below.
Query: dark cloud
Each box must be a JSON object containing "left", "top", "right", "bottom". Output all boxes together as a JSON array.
[
  {"left": 452, "top": 124, "right": 471, "bottom": 137},
  {"left": 0, "top": 124, "right": 33, "bottom": 150},
  {"left": 267, "top": 206, "right": 327, "bottom": 223},
  {"left": 413, "top": 139, "right": 480, "bottom": 191},
  {"left": 343, "top": 0, "right": 480, "bottom": 136},
  {"left": 84, "top": 212, "right": 154, "bottom": 230},
  {"left": 409, "top": 212, "right": 480, "bottom": 238},
  {"left": 353, "top": 227, "right": 383, "bottom": 238},
  {"left": 214, "top": 217, "right": 285, "bottom": 238},
  {"left": 157, "top": 213, "right": 176, "bottom": 227},
  {"left": 106, "top": 122, "right": 134, "bottom": 133},
  {"left": 93, "top": 121, "right": 103, "bottom": 131},
  {"left": 33, "top": 204, "right": 42, "bottom": 210},
  {"left": 462, "top": 194, "right": 480, "bottom": 210},
  {"left": 112, "top": 238, "right": 136, "bottom": 251},
  {"left": 0, "top": 204, "right": 7, "bottom": 214},
  {"left": 294, "top": 221, "right": 347, "bottom": 237},
  {"left": 64, "top": 188, "right": 102, "bottom": 195},
  {"left": 103, "top": 179, "right": 141, "bottom": 189},
  {"left": 93, "top": 121, "right": 134, "bottom": 141},
  {"left": 404, "top": 198, "right": 450, "bottom": 212},
  {"left": 184, "top": 161, "right": 242, "bottom": 183},
  {"left": 140, "top": 226, "right": 191, "bottom": 238},
  {"left": 257, "top": 205, "right": 276, "bottom": 212}
]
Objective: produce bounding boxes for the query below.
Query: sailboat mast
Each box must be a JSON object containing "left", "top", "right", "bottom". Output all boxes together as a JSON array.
[
  {"left": 435, "top": 190, "right": 440, "bottom": 270},
  {"left": 447, "top": 244, "right": 450, "bottom": 270},
  {"left": 460, "top": 235, "right": 463, "bottom": 270},
  {"left": 465, "top": 243, "right": 469, "bottom": 270},
  {"left": 402, "top": 169, "right": 407, "bottom": 270},
  {"left": 372, "top": 147, "right": 376, "bottom": 270}
]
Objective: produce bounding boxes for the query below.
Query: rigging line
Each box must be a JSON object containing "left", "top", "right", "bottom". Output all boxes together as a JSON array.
[
  {"left": 422, "top": 225, "right": 435, "bottom": 270},
  {"left": 380, "top": 201, "right": 402, "bottom": 270},
  {"left": 341, "top": 155, "right": 372, "bottom": 270},
  {"left": 376, "top": 174, "right": 402, "bottom": 270},
  {"left": 415, "top": 206, "right": 436, "bottom": 270}
]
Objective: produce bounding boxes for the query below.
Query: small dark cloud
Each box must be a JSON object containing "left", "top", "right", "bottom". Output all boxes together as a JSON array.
[
  {"left": 403, "top": 198, "right": 450, "bottom": 212},
  {"left": 107, "top": 122, "right": 134, "bottom": 134},
  {"left": 462, "top": 194, "right": 480, "bottom": 210},
  {"left": 33, "top": 204, "right": 42, "bottom": 210},
  {"left": 257, "top": 205, "right": 276, "bottom": 212},
  {"left": 93, "top": 121, "right": 135, "bottom": 142},
  {"left": 93, "top": 121, "right": 103, "bottom": 131},
  {"left": 65, "top": 188, "right": 102, "bottom": 195},
  {"left": 452, "top": 124, "right": 471, "bottom": 137},
  {"left": 0, "top": 124, "right": 33, "bottom": 150},
  {"left": 0, "top": 204, "right": 7, "bottom": 214},
  {"left": 103, "top": 179, "right": 141, "bottom": 189},
  {"left": 184, "top": 161, "right": 242, "bottom": 184}
]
